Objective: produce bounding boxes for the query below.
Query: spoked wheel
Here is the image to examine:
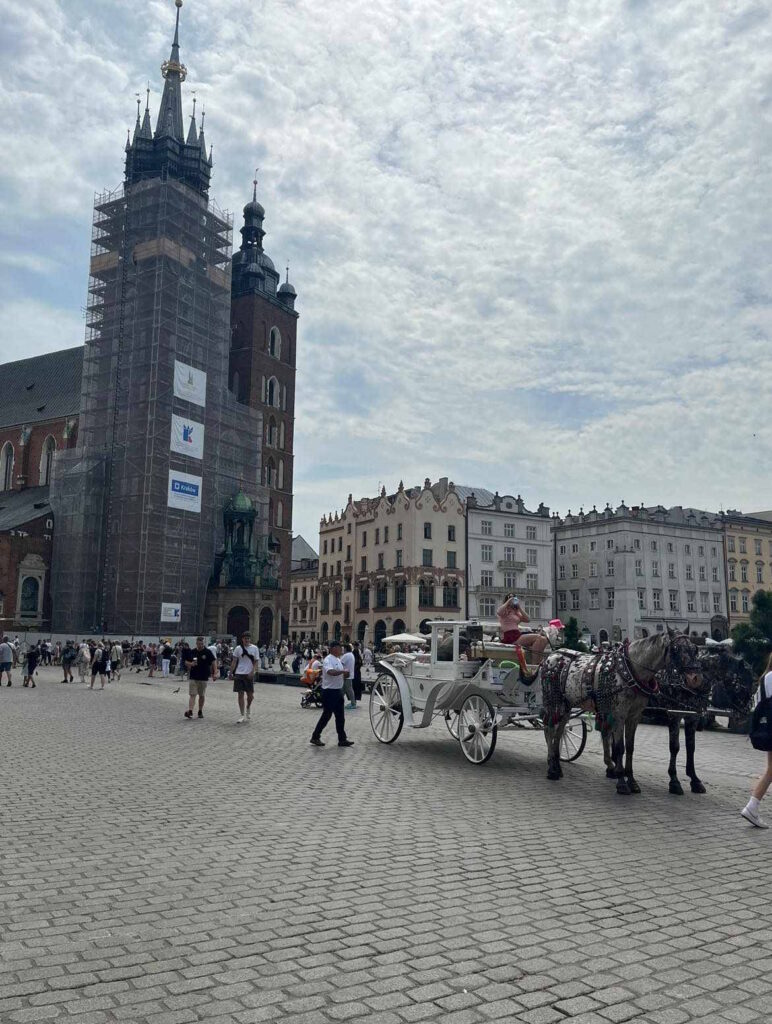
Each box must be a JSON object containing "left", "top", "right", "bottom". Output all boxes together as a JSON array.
[
  {"left": 559, "top": 716, "right": 588, "bottom": 762},
  {"left": 369, "top": 674, "right": 404, "bottom": 744},
  {"left": 458, "top": 695, "right": 497, "bottom": 764},
  {"left": 444, "top": 709, "right": 460, "bottom": 739}
]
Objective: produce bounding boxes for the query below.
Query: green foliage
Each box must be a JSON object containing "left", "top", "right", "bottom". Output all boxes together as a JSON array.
[
  {"left": 731, "top": 590, "right": 772, "bottom": 675},
  {"left": 563, "top": 616, "right": 586, "bottom": 651}
]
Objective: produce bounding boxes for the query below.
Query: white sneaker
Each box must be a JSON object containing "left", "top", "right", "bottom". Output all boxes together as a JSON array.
[
  {"left": 741, "top": 806, "right": 769, "bottom": 829},
  {"left": 245, "top": 707, "right": 251, "bottom": 721},
  {"left": 237, "top": 715, "right": 245, "bottom": 724}
]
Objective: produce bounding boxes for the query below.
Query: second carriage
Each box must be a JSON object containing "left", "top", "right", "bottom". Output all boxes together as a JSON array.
[{"left": 368, "top": 619, "right": 588, "bottom": 765}]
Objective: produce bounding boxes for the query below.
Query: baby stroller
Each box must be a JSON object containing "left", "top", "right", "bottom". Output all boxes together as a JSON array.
[{"left": 300, "top": 665, "right": 323, "bottom": 708}]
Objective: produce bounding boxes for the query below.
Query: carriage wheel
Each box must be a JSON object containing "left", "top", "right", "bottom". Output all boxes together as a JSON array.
[
  {"left": 458, "top": 695, "right": 497, "bottom": 764},
  {"left": 559, "top": 717, "right": 588, "bottom": 762},
  {"left": 444, "top": 710, "right": 460, "bottom": 739},
  {"left": 369, "top": 674, "right": 404, "bottom": 744}
]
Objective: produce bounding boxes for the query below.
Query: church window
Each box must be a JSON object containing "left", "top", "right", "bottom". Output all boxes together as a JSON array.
[
  {"left": 276, "top": 501, "right": 283, "bottom": 527},
  {"left": 265, "top": 458, "right": 276, "bottom": 488},
  {"left": 267, "top": 418, "right": 277, "bottom": 447},
  {"left": 278, "top": 460, "right": 284, "bottom": 489},
  {"left": 267, "top": 376, "right": 279, "bottom": 408},
  {"left": 279, "top": 422, "right": 285, "bottom": 449},
  {"left": 269, "top": 326, "right": 281, "bottom": 359},
  {"left": 1, "top": 442, "right": 13, "bottom": 491}
]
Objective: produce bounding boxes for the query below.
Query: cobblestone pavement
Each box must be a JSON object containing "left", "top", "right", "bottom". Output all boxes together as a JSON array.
[{"left": 1, "top": 665, "right": 770, "bottom": 1024}]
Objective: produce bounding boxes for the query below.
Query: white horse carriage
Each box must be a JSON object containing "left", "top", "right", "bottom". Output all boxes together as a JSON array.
[{"left": 368, "top": 619, "right": 588, "bottom": 765}]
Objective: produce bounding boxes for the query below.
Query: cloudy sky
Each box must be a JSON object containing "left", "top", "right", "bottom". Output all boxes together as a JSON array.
[{"left": 1, "top": 0, "right": 770, "bottom": 546}]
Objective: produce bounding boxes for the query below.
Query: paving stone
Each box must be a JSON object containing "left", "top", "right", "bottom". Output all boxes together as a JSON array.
[{"left": 2, "top": 672, "right": 772, "bottom": 1024}]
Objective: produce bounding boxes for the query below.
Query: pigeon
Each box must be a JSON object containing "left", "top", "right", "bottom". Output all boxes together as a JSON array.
[{"left": 172, "top": 687, "right": 180, "bottom": 694}]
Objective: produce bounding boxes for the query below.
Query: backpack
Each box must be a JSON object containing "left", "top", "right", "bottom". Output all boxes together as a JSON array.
[{"left": 749, "top": 676, "right": 772, "bottom": 751}]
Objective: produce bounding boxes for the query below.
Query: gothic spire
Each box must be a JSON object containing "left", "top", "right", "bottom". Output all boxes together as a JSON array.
[
  {"left": 155, "top": 0, "right": 187, "bottom": 141},
  {"left": 186, "top": 95, "right": 198, "bottom": 145},
  {"left": 141, "top": 83, "right": 153, "bottom": 138}
]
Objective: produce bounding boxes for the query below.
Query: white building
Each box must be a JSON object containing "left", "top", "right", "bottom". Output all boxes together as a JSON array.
[
  {"left": 553, "top": 503, "right": 729, "bottom": 644},
  {"left": 466, "top": 493, "right": 553, "bottom": 627}
]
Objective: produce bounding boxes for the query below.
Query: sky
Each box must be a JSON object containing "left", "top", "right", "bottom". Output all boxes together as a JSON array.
[{"left": 1, "top": 0, "right": 771, "bottom": 550}]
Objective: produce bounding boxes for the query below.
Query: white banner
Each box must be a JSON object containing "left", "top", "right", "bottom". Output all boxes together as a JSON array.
[
  {"left": 174, "top": 360, "right": 207, "bottom": 408},
  {"left": 167, "top": 470, "right": 202, "bottom": 513},
  {"left": 160, "top": 602, "right": 182, "bottom": 623},
  {"left": 170, "top": 413, "right": 205, "bottom": 460}
]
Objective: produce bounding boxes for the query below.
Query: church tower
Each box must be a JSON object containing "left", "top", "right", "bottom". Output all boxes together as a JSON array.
[
  {"left": 229, "top": 177, "right": 298, "bottom": 636},
  {"left": 50, "top": 0, "right": 263, "bottom": 635}
]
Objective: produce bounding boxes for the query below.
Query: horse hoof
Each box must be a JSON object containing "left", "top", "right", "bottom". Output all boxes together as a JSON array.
[
  {"left": 669, "top": 781, "right": 684, "bottom": 796},
  {"left": 627, "top": 779, "right": 641, "bottom": 794},
  {"left": 606, "top": 767, "right": 617, "bottom": 779},
  {"left": 616, "top": 781, "right": 631, "bottom": 796},
  {"left": 690, "top": 780, "right": 706, "bottom": 794},
  {"left": 547, "top": 769, "right": 561, "bottom": 781}
]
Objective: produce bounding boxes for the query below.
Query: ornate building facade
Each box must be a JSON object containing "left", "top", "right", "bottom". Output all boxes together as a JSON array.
[
  {"left": 721, "top": 510, "right": 772, "bottom": 626},
  {"left": 317, "top": 478, "right": 468, "bottom": 648}
]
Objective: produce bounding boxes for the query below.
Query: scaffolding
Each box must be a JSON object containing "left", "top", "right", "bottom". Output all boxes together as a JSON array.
[{"left": 50, "top": 176, "right": 264, "bottom": 635}]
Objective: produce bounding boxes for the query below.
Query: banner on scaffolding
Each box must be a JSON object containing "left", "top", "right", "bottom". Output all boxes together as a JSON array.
[
  {"left": 173, "top": 359, "right": 207, "bottom": 408},
  {"left": 167, "top": 470, "right": 202, "bottom": 513},
  {"left": 170, "top": 414, "right": 205, "bottom": 460},
  {"left": 160, "top": 602, "right": 182, "bottom": 623}
]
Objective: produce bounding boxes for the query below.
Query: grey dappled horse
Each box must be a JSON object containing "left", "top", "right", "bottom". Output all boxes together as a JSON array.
[{"left": 540, "top": 631, "right": 701, "bottom": 795}]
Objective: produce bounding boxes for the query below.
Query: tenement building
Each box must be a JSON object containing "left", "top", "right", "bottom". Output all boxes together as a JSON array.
[
  {"left": 466, "top": 493, "right": 552, "bottom": 626},
  {"left": 721, "top": 510, "right": 772, "bottom": 627},
  {"left": 289, "top": 536, "right": 319, "bottom": 645},
  {"left": 553, "top": 504, "right": 729, "bottom": 645},
  {"left": 317, "top": 478, "right": 468, "bottom": 648}
]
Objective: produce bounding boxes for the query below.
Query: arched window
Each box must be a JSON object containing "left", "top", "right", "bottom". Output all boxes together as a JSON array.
[
  {"left": 39, "top": 436, "right": 56, "bottom": 486},
  {"left": 279, "top": 422, "right": 285, "bottom": 449},
  {"left": 599, "top": 629, "right": 609, "bottom": 644},
  {"left": 321, "top": 621, "right": 329, "bottom": 643},
  {"left": 20, "top": 577, "right": 40, "bottom": 617},
  {"left": 1, "top": 442, "right": 14, "bottom": 491},
  {"left": 265, "top": 458, "right": 276, "bottom": 488},
  {"left": 269, "top": 326, "right": 281, "bottom": 359},
  {"left": 419, "top": 579, "right": 434, "bottom": 608},
  {"left": 267, "top": 376, "right": 279, "bottom": 408},
  {"left": 276, "top": 500, "right": 283, "bottom": 527},
  {"left": 278, "top": 459, "right": 284, "bottom": 489},
  {"left": 267, "top": 417, "right": 277, "bottom": 447},
  {"left": 442, "top": 580, "right": 458, "bottom": 608}
]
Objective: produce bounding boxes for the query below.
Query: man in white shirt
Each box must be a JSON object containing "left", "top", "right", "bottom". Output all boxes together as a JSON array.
[
  {"left": 310, "top": 640, "right": 354, "bottom": 747},
  {"left": 229, "top": 631, "right": 259, "bottom": 724},
  {"left": 0, "top": 636, "right": 13, "bottom": 687},
  {"left": 341, "top": 643, "right": 357, "bottom": 711}
]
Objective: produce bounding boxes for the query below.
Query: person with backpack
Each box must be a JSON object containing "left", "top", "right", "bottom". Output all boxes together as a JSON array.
[
  {"left": 741, "top": 651, "right": 772, "bottom": 829},
  {"left": 230, "top": 630, "right": 259, "bottom": 724}
]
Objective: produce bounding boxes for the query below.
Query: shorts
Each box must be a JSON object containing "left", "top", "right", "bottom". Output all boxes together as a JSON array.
[
  {"left": 0, "top": 662, "right": 10, "bottom": 673},
  {"left": 189, "top": 679, "right": 208, "bottom": 698},
  {"left": 233, "top": 674, "right": 254, "bottom": 694},
  {"left": 502, "top": 629, "right": 522, "bottom": 644},
  {"left": 111, "top": 660, "right": 121, "bottom": 672}
]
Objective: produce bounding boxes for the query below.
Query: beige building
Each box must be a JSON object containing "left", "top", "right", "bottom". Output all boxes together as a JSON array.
[
  {"left": 289, "top": 536, "right": 319, "bottom": 644},
  {"left": 317, "top": 478, "right": 467, "bottom": 648},
  {"left": 721, "top": 510, "right": 772, "bottom": 627}
]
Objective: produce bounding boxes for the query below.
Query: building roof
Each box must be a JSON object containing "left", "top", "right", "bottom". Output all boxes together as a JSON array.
[
  {"left": 0, "top": 347, "right": 83, "bottom": 430},
  {"left": 292, "top": 535, "right": 318, "bottom": 563},
  {"left": 0, "top": 486, "right": 51, "bottom": 532},
  {"left": 450, "top": 484, "right": 497, "bottom": 506}
]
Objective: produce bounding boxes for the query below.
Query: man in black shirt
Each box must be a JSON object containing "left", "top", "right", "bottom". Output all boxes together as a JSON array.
[{"left": 183, "top": 636, "right": 216, "bottom": 719}]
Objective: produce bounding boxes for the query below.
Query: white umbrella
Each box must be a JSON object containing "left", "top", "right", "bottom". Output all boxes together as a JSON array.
[{"left": 382, "top": 633, "right": 429, "bottom": 646}]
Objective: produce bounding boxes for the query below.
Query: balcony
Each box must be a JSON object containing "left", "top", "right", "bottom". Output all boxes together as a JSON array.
[{"left": 497, "top": 560, "right": 526, "bottom": 571}]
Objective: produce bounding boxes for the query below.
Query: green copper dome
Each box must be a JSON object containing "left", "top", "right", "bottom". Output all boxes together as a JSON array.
[{"left": 228, "top": 489, "right": 254, "bottom": 513}]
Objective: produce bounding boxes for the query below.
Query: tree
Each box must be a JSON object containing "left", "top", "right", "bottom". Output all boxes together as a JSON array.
[
  {"left": 563, "top": 617, "right": 586, "bottom": 651},
  {"left": 732, "top": 590, "right": 772, "bottom": 675}
]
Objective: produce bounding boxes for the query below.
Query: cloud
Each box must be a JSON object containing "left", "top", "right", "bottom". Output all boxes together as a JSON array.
[{"left": 1, "top": 0, "right": 770, "bottom": 546}]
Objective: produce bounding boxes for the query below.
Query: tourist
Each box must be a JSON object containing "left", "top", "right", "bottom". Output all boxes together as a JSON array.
[
  {"left": 23, "top": 643, "right": 40, "bottom": 688},
  {"left": 77, "top": 640, "right": 91, "bottom": 683},
  {"left": 0, "top": 636, "right": 13, "bottom": 687},
  {"left": 741, "top": 652, "right": 772, "bottom": 829},
  {"left": 61, "top": 640, "right": 77, "bottom": 682},
  {"left": 341, "top": 642, "right": 357, "bottom": 710},
  {"left": 230, "top": 631, "right": 259, "bottom": 724},
  {"left": 183, "top": 636, "right": 216, "bottom": 719},
  {"left": 496, "top": 594, "right": 548, "bottom": 676},
  {"left": 352, "top": 641, "right": 364, "bottom": 702},
  {"left": 161, "top": 640, "right": 173, "bottom": 677},
  {"left": 110, "top": 640, "right": 123, "bottom": 681},
  {"left": 310, "top": 640, "right": 354, "bottom": 748},
  {"left": 90, "top": 644, "right": 109, "bottom": 689}
]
